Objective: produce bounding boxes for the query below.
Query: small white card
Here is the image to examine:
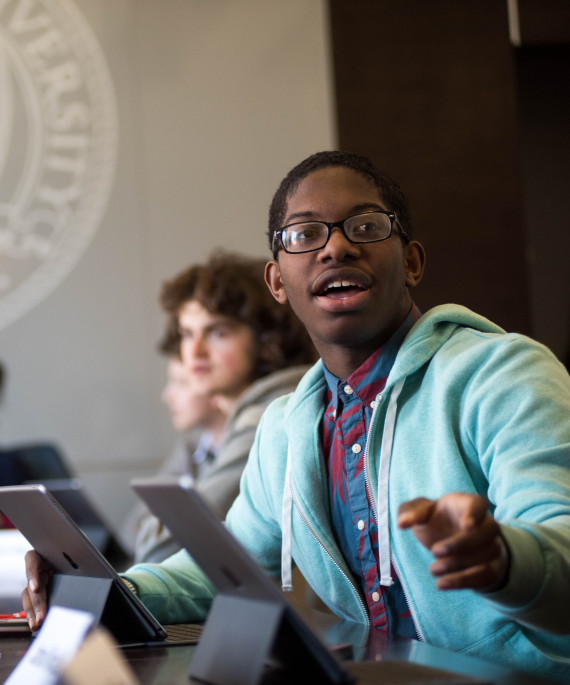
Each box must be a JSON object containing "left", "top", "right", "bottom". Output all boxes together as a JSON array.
[
  {"left": 0, "top": 529, "right": 32, "bottom": 596},
  {"left": 62, "top": 629, "right": 140, "bottom": 685},
  {"left": 5, "top": 606, "right": 95, "bottom": 685}
]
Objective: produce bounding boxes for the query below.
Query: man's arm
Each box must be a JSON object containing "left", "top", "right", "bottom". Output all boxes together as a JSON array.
[
  {"left": 399, "top": 335, "right": 570, "bottom": 635},
  {"left": 124, "top": 548, "right": 217, "bottom": 625}
]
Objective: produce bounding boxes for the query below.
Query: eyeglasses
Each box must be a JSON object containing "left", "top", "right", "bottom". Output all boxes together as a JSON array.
[{"left": 272, "top": 211, "right": 409, "bottom": 254}]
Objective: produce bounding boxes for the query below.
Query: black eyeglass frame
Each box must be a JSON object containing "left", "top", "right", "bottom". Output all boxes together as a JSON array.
[{"left": 272, "top": 210, "right": 410, "bottom": 255}]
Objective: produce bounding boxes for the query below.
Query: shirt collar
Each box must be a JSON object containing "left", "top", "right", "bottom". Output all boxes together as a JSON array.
[
  {"left": 323, "top": 304, "right": 421, "bottom": 409},
  {"left": 192, "top": 430, "right": 220, "bottom": 464}
]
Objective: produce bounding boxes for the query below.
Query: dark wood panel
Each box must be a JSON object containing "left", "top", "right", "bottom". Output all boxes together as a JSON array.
[
  {"left": 329, "top": 0, "right": 530, "bottom": 333},
  {"left": 516, "top": 45, "right": 570, "bottom": 361},
  {"left": 517, "top": 0, "right": 570, "bottom": 46}
]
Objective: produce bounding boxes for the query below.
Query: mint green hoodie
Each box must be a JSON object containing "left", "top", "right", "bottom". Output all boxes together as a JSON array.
[{"left": 127, "top": 305, "right": 570, "bottom": 681}]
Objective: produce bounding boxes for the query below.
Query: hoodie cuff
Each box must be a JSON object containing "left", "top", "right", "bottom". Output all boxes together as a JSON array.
[{"left": 480, "top": 524, "right": 545, "bottom": 609}]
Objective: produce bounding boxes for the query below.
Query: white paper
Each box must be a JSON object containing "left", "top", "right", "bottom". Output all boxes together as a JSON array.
[
  {"left": 0, "top": 529, "right": 32, "bottom": 596},
  {"left": 5, "top": 606, "right": 95, "bottom": 685}
]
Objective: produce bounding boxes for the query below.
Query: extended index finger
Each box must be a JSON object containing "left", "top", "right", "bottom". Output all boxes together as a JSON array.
[{"left": 397, "top": 497, "right": 435, "bottom": 528}]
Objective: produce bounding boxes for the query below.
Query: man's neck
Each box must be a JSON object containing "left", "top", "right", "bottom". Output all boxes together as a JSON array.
[
  {"left": 317, "top": 305, "right": 420, "bottom": 380},
  {"left": 207, "top": 413, "right": 228, "bottom": 445},
  {"left": 318, "top": 345, "right": 379, "bottom": 380},
  {"left": 211, "top": 383, "right": 250, "bottom": 423}
]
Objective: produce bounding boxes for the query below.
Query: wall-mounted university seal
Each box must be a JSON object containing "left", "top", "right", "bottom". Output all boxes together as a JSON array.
[{"left": 0, "top": 0, "right": 118, "bottom": 330}]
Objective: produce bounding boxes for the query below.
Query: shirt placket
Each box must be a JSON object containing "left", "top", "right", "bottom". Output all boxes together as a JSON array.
[{"left": 338, "top": 382, "right": 388, "bottom": 629}]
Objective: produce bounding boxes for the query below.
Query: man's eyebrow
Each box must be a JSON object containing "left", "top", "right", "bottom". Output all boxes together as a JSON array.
[
  {"left": 283, "top": 203, "right": 386, "bottom": 225},
  {"left": 283, "top": 210, "right": 320, "bottom": 224}
]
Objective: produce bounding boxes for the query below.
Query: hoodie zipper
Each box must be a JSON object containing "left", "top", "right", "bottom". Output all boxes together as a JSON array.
[
  {"left": 363, "top": 393, "right": 382, "bottom": 523},
  {"left": 292, "top": 495, "right": 370, "bottom": 625},
  {"left": 391, "top": 553, "right": 424, "bottom": 642},
  {"left": 364, "top": 386, "right": 424, "bottom": 641}
]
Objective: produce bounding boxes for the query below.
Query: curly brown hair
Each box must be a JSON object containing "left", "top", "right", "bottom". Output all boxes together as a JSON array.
[{"left": 158, "top": 251, "right": 317, "bottom": 379}]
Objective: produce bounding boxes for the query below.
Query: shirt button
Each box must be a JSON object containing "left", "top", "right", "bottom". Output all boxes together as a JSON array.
[
  {"left": 370, "top": 400, "right": 376, "bottom": 409},
  {"left": 344, "top": 385, "right": 354, "bottom": 394},
  {"left": 357, "top": 519, "right": 365, "bottom": 530},
  {"left": 372, "top": 591, "right": 380, "bottom": 603},
  {"left": 332, "top": 409, "right": 337, "bottom": 419},
  {"left": 351, "top": 444, "right": 362, "bottom": 454}
]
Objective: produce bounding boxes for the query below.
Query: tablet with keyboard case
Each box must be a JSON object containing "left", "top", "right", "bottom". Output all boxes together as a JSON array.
[{"left": 0, "top": 484, "right": 201, "bottom": 647}]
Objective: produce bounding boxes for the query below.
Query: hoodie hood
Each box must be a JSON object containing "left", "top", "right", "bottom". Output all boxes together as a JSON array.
[{"left": 387, "top": 303, "right": 506, "bottom": 386}]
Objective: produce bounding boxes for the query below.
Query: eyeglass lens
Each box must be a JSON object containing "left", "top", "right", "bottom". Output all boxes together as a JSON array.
[{"left": 282, "top": 212, "right": 392, "bottom": 253}]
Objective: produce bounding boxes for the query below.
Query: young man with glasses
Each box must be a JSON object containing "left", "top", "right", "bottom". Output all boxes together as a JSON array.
[{"left": 24, "top": 152, "right": 570, "bottom": 680}]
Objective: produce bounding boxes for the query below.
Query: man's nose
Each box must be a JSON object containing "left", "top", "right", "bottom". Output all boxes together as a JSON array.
[
  {"left": 318, "top": 226, "right": 360, "bottom": 261},
  {"left": 184, "top": 335, "right": 208, "bottom": 358}
]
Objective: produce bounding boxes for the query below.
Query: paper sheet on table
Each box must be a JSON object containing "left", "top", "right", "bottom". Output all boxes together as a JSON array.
[{"left": 4, "top": 606, "right": 95, "bottom": 685}]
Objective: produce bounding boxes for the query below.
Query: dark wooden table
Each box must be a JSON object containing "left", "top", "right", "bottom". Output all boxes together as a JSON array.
[{"left": 0, "top": 615, "right": 563, "bottom": 685}]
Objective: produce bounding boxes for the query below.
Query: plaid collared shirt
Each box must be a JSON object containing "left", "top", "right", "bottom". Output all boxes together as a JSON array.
[{"left": 322, "top": 305, "right": 420, "bottom": 636}]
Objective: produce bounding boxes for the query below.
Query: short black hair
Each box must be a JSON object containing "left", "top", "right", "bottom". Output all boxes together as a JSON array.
[{"left": 267, "top": 150, "right": 412, "bottom": 257}]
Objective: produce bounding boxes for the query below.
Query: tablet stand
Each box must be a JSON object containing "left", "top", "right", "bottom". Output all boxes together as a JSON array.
[
  {"left": 48, "top": 574, "right": 154, "bottom": 644},
  {"left": 189, "top": 593, "right": 352, "bottom": 685}
]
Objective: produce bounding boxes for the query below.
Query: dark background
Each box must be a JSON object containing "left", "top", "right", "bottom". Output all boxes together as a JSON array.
[{"left": 328, "top": 0, "right": 570, "bottom": 364}]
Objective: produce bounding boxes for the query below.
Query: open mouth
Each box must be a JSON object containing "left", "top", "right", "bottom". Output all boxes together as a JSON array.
[
  {"left": 319, "top": 280, "right": 368, "bottom": 299},
  {"left": 312, "top": 269, "right": 372, "bottom": 307}
]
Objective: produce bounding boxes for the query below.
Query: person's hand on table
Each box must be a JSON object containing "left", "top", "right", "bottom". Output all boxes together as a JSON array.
[
  {"left": 22, "top": 549, "right": 53, "bottom": 631},
  {"left": 398, "top": 493, "right": 510, "bottom": 592}
]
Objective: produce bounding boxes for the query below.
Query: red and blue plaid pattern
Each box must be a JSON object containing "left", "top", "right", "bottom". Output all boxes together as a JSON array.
[{"left": 322, "top": 306, "right": 420, "bottom": 637}]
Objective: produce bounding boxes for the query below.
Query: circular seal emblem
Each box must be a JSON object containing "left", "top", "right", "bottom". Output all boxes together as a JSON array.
[{"left": 0, "top": 0, "right": 118, "bottom": 330}]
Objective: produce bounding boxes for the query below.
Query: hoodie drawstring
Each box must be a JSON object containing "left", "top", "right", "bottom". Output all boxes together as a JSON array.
[
  {"left": 281, "top": 448, "right": 293, "bottom": 591},
  {"left": 377, "top": 378, "right": 405, "bottom": 586}
]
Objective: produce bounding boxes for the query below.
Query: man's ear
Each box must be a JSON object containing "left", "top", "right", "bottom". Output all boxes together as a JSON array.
[
  {"left": 404, "top": 241, "right": 426, "bottom": 288},
  {"left": 265, "top": 259, "right": 289, "bottom": 304}
]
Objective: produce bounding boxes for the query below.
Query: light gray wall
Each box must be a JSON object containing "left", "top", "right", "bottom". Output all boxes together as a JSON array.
[{"left": 0, "top": 0, "right": 336, "bottom": 529}]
